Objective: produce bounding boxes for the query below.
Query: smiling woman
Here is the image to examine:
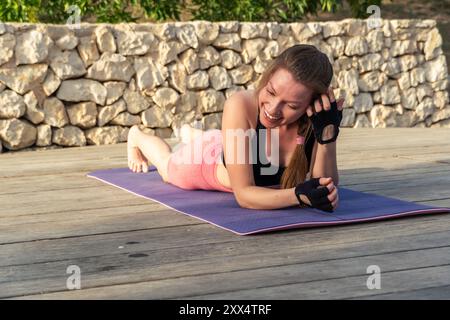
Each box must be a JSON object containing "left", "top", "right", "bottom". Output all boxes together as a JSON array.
[{"left": 128, "top": 44, "right": 342, "bottom": 212}]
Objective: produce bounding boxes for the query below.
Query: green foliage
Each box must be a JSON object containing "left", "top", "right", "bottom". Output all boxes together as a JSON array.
[{"left": 0, "top": 0, "right": 382, "bottom": 23}]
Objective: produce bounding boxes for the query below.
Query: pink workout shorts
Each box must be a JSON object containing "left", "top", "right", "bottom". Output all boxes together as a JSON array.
[{"left": 167, "top": 129, "right": 233, "bottom": 193}]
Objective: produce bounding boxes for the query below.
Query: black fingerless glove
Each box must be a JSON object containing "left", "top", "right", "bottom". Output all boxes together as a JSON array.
[
  {"left": 295, "top": 178, "right": 334, "bottom": 212},
  {"left": 310, "top": 100, "right": 343, "bottom": 144}
]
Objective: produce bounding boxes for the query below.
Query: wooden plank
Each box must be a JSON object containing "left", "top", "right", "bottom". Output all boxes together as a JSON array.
[
  {"left": 353, "top": 284, "right": 450, "bottom": 299},
  {"left": 6, "top": 237, "right": 450, "bottom": 299},
  {"left": 2, "top": 213, "right": 450, "bottom": 298}
]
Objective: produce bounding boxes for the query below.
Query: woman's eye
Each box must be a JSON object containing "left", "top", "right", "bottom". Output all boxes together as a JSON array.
[{"left": 267, "top": 88, "right": 274, "bottom": 96}]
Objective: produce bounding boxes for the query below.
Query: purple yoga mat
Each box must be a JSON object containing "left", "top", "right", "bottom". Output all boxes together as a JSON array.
[{"left": 87, "top": 166, "right": 450, "bottom": 235}]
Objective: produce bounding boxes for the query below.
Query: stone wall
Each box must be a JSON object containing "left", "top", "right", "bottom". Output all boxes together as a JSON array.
[{"left": 0, "top": 19, "right": 449, "bottom": 152}]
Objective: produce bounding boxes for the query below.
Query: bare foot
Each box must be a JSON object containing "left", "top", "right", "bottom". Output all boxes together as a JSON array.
[
  {"left": 128, "top": 146, "right": 149, "bottom": 173},
  {"left": 127, "top": 126, "right": 149, "bottom": 173}
]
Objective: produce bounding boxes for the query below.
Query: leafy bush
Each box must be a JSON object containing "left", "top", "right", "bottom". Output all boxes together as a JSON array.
[{"left": 0, "top": 0, "right": 382, "bottom": 23}]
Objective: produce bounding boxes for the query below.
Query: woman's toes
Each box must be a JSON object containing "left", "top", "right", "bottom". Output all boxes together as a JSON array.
[{"left": 142, "top": 162, "right": 148, "bottom": 173}]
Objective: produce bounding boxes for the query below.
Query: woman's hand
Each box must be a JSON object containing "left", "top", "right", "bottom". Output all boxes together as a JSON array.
[
  {"left": 306, "top": 87, "right": 345, "bottom": 144},
  {"left": 295, "top": 177, "right": 339, "bottom": 212}
]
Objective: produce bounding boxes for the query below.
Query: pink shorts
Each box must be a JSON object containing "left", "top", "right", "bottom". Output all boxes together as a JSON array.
[{"left": 167, "top": 129, "right": 233, "bottom": 193}]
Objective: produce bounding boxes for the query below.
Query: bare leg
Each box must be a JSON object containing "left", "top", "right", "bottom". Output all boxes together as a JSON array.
[
  {"left": 127, "top": 125, "right": 172, "bottom": 182},
  {"left": 179, "top": 123, "right": 204, "bottom": 144}
]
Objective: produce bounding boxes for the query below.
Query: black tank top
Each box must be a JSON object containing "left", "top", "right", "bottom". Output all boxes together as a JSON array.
[{"left": 221, "top": 110, "right": 315, "bottom": 186}]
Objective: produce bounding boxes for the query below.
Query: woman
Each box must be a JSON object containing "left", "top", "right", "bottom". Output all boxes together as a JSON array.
[{"left": 127, "top": 44, "right": 344, "bottom": 211}]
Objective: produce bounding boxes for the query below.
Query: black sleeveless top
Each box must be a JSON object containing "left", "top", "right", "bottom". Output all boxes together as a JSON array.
[{"left": 221, "top": 110, "right": 315, "bottom": 186}]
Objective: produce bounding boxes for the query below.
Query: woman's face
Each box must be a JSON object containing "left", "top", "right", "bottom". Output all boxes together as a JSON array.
[{"left": 258, "top": 68, "right": 314, "bottom": 128}]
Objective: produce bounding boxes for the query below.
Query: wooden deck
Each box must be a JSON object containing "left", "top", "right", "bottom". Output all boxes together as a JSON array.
[{"left": 1, "top": 128, "right": 450, "bottom": 300}]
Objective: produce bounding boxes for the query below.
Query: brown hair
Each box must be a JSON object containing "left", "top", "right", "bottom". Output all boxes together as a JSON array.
[{"left": 254, "top": 44, "right": 333, "bottom": 189}]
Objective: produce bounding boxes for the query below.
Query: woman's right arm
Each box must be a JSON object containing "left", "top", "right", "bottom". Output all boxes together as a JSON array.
[{"left": 221, "top": 93, "right": 301, "bottom": 210}]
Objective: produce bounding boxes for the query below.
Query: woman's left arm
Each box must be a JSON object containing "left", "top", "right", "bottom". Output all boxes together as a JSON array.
[
  {"left": 306, "top": 87, "right": 344, "bottom": 186},
  {"left": 310, "top": 140, "right": 339, "bottom": 186}
]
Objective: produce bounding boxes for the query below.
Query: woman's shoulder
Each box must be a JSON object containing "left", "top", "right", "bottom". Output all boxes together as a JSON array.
[{"left": 223, "top": 89, "right": 258, "bottom": 129}]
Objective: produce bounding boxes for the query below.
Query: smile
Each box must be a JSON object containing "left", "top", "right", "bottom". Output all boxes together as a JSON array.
[{"left": 263, "top": 107, "right": 282, "bottom": 121}]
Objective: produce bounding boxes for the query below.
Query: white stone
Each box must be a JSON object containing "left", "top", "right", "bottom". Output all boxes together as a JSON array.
[
  {"left": 326, "top": 37, "right": 345, "bottom": 58},
  {"left": 52, "top": 125, "right": 86, "bottom": 146},
  {"left": 36, "top": 124, "right": 52, "bottom": 146},
  {"left": 0, "top": 64, "right": 48, "bottom": 95},
  {"left": 401, "top": 87, "right": 418, "bottom": 110},
  {"left": 353, "top": 93, "right": 373, "bottom": 113},
  {"left": 0, "top": 90, "right": 26, "bottom": 119},
  {"left": 220, "top": 50, "right": 242, "bottom": 69},
  {"left": 410, "top": 67, "right": 426, "bottom": 87},
  {"left": 175, "top": 91, "right": 197, "bottom": 114},
  {"left": 380, "top": 81, "right": 401, "bottom": 105},
  {"left": 15, "top": 29, "right": 52, "bottom": 65},
  {"left": 123, "top": 89, "right": 151, "bottom": 114},
  {"left": 104, "top": 81, "right": 127, "bottom": 105},
  {"left": 337, "top": 69, "right": 359, "bottom": 95},
  {"left": 424, "top": 55, "right": 447, "bottom": 83},
  {"left": 0, "top": 118, "right": 37, "bottom": 150},
  {"left": 134, "top": 57, "right": 168, "bottom": 92},
  {"left": 87, "top": 53, "right": 135, "bottom": 82},
  {"left": 95, "top": 26, "right": 117, "bottom": 53},
  {"left": 241, "top": 38, "right": 266, "bottom": 64},
  {"left": 398, "top": 55, "right": 418, "bottom": 72},
  {"left": 219, "top": 22, "right": 239, "bottom": 33},
  {"left": 358, "top": 53, "right": 382, "bottom": 73},
  {"left": 344, "top": 36, "right": 368, "bottom": 56},
  {"left": 415, "top": 97, "right": 435, "bottom": 121},
  {"left": 229, "top": 65, "right": 254, "bottom": 85},
  {"left": 366, "top": 29, "right": 384, "bottom": 53},
  {"left": 433, "top": 91, "right": 449, "bottom": 109},
  {"left": 49, "top": 49, "right": 87, "bottom": 80},
  {"left": 213, "top": 33, "right": 241, "bottom": 52},
  {"left": 267, "top": 22, "right": 282, "bottom": 40},
  {"left": 66, "top": 101, "right": 97, "bottom": 129},
  {"left": 397, "top": 72, "right": 411, "bottom": 90},
  {"left": 77, "top": 36, "right": 100, "bottom": 67},
  {"left": 110, "top": 112, "right": 141, "bottom": 126},
  {"left": 141, "top": 106, "right": 173, "bottom": 127},
  {"left": 56, "top": 33, "right": 78, "bottom": 50},
  {"left": 177, "top": 24, "right": 198, "bottom": 49},
  {"left": 416, "top": 84, "right": 433, "bottom": 102},
  {"left": 322, "top": 22, "right": 344, "bottom": 38},
  {"left": 369, "top": 105, "right": 397, "bottom": 128},
  {"left": 381, "top": 59, "right": 401, "bottom": 77},
  {"left": 43, "top": 97, "right": 69, "bottom": 128},
  {"left": 57, "top": 79, "right": 107, "bottom": 105},
  {"left": 193, "top": 21, "right": 219, "bottom": 45},
  {"left": 354, "top": 114, "right": 370, "bottom": 128},
  {"left": 208, "top": 66, "right": 232, "bottom": 90},
  {"left": 168, "top": 62, "right": 187, "bottom": 93},
  {"left": 424, "top": 28, "right": 443, "bottom": 60},
  {"left": 85, "top": 126, "right": 123, "bottom": 145},
  {"left": 341, "top": 108, "right": 356, "bottom": 127},
  {"left": 98, "top": 99, "right": 127, "bottom": 127},
  {"left": 42, "top": 70, "right": 62, "bottom": 96},
  {"left": 179, "top": 48, "right": 199, "bottom": 75},
  {"left": 0, "top": 33, "right": 15, "bottom": 65},
  {"left": 358, "top": 71, "right": 386, "bottom": 92},
  {"left": 116, "top": 30, "right": 156, "bottom": 56},
  {"left": 240, "top": 23, "right": 267, "bottom": 39},
  {"left": 152, "top": 87, "right": 180, "bottom": 110},
  {"left": 198, "top": 46, "right": 221, "bottom": 69},
  {"left": 390, "top": 40, "right": 417, "bottom": 56},
  {"left": 198, "top": 89, "right": 226, "bottom": 113},
  {"left": 186, "top": 70, "right": 209, "bottom": 90},
  {"left": 431, "top": 106, "right": 450, "bottom": 123},
  {"left": 24, "top": 91, "right": 44, "bottom": 125}
]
